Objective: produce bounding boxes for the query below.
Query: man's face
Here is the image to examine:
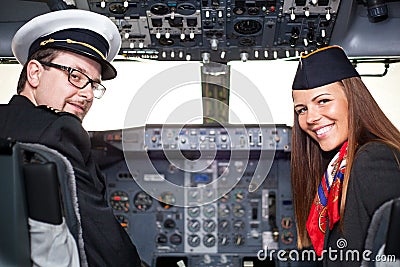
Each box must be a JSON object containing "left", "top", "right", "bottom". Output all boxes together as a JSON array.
[{"left": 34, "top": 51, "right": 102, "bottom": 120}]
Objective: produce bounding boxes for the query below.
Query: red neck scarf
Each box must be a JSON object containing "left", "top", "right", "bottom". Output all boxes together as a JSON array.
[{"left": 306, "top": 141, "right": 348, "bottom": 256}]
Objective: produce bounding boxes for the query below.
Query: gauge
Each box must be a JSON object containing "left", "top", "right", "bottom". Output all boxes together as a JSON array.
[
  {"left": 233, "top": 7, "right": 246, "bottom": 15},
  {"left": 109, "top": 3, "right": 127, "bottom": 14},
  {"left": 233, "top": 234, "right": 245, "bottom": 246},
  {"left": 133, "top": 191, "right": 153, "bottom": 211},
  {"left": 157, "top": 233, "right": 168, "bottom": 244},
  {"left": 233, "top": 220, "right": 245, "bottom": 231},
  {"left": 281, "top": 217, "right": 293, "bottom": 229},
  {"left": 109, "top": 191, "right": 129, "bottom": 212},
  {"left": 203, "top": 204, "right": 216, "bottom": 218},
  {"left": 158, "top": 192, "right": 176, "bottom": 209},
  {"left": 233, "top": 203, "right": 245, "bottom": 217},
  {"left": 219, "top": 234, "right": 230, "bottom": 246},
  {"left": 247, "top": 7, "right": 260, "bottom": 15},
  {"left": 158, "top": 37, "right": 175, "bottom": 46},
  {"left": 220, "top": 193, "right": 230, "bottom": 202},
  {"left": 203, "top": 234, "right": 216, "bottom": 247},
  {"left": 203, "top": 219, "right": 216, "bottom": 232},
  {"left": 150, "top": 3, "right": 170, "bottom": 15},
  {"left": 176, "top": 3, "right": 196, "bottom": 15},
  {"left": 188, "top": 207, "right": 201, "bottom": 217},
  {"left": 188, "top": 234, "right": 201, "bottom": 247},
  {"left": 203, "top": 188, "right": 214, "bottom": 200},
  {"left": 233, "top": 189, "right": 245, "bottom": 202},
  {"left": 218, "top": 219, "right": 230, "bottom": 232},
  {"left": 170, "top": 233, "right": 182, "bottom": 245},
  {"left": 218, "top": 203, "right": 230, "bottom": 217},
  {"left": 115, "top": 215, "right": 129, "bottom": 230},
  {"left": 188, "top": 188, "right": 200, "bottom": 202},
  {"left": 163, "top": 218, "right": 176, "bottom": 229},
  {"left": 188, "top": 219, "right": 201, "bottom": 232},
  {"left": 234, "top": 20, "right": 262, "bottom": 35},
  {"left": 281, "top": 230, "right": 295, "bottom": 245}
]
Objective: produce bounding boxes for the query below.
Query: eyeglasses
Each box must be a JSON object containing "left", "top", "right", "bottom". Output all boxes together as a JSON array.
[{"left": 38, "top": 61, "right": 106, "bottom": 99}]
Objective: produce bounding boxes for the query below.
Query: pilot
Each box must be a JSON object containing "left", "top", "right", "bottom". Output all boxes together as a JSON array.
[{"left": 0, "top": 9, "right": 142, "bottom": 266}]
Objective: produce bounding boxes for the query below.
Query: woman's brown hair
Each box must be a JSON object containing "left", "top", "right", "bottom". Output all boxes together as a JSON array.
[{"left": 291, "top": 76, "right": 400, "bottom": 249}]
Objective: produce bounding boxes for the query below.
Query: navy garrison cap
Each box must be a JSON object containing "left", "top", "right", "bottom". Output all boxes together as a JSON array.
[
  {"left": 12, "top": 9, "right": 121, "bottom": 80},
  {"left": 292, "top": 46, "right": 359, "bottom": 90}
]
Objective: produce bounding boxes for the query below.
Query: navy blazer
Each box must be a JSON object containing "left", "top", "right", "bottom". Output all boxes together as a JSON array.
[
  {"left": 324, "top": 142, "right": 400, "bottom": 266},
  {"left": 0, "top": 95, "right": 142, "bottom": 267}
]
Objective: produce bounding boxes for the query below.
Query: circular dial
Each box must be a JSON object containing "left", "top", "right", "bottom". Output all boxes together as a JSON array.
[
  {"left": 109, "top": 191, "right": 129, "bottom": 212},
  {"left": 188, "top": 207, "right": 201, "bottom": 218},
  {"left": 220, "top": 193, "right": 230, "bottom": 202},
  {"left": 233, "top": 234, "right": 245, "bottom": 246},
  {"left": 233, "top": 7, "right": 246, "bottom": 15},
  {"left": 281, "top": 217, "right": 293, "bottom": 229},
  {"left": 176, "top": 3, "right": 196, "bottom": 15},
  {"left": 170, "top": 233, "right": 182, "bottom": 245},
  {"left": 203, "top": 234, "right": 216, "bottom": 247},
  {"left": 203, "top": 188, "right": 214, "bottom": 200},
  {"left": 203, "top": 204, "right": 216, "bottom": 218},
  {"left": 188, "top": 219, "right": 201, "bottom": 232},
  {"left": 158, "top": 192, "right": 176, "bottom": 209},
  {"left": 163, "top": 218, "right": 176, "bottom": 229},
  {"left": 158, "top": 37, "right": 175, "bottom": 46},
  {"left": 234, "top": 20, "right": 262, "bottom": 35},
  {"left": 281, "top": 230, "right": 295, "bottom": 245},
  {"left": 157, "top": 233, "right": 168, "bottom": 244},
  {"left": 203, "top": 219, "right": 216, "bottom": 232},
  {"left": 109, "top": 3, "right": 127, "bottom": 14},
  {"left": 233, "top": 204, "right": 245, "bottom": 217},
  {"left": 188, "top": 234, "right": 201, "bottom": 247},
  {"left": 233, "top": 220, "right": 245, "bottom": 231},
  {"left": 133, "top": 191, "right": 153, "bottom": 211},
  {"left": 188, "top": 189, "right": 200, "bottom": 202},
  {"left": 218, "top": 203, "right": 230, "bottom": 218},
  {"left": 219, "top": 234, "right": 230, "bottom": 246},
  {"left": 233, "top": 189, "right": 245, "bottom": 202},
  {"left": 150, "top": 3, "right": 169, "bottom": 15},
  {"left": 218, "top": 219, "right": 230, "bottom": 232}
]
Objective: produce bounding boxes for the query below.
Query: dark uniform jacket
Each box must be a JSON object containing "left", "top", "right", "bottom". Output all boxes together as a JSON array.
[
  {"left": 323, "top": 141, "right": 400, "bottom": 266},
  {"left": 0, "top": 95, "right": 142, "bottom": 267}
]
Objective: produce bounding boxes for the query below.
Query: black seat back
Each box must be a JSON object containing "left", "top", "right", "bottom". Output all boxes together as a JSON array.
[
  {"left": 385, "top": 198, "right": 400, "bottom": 258},
  {"left": 0, "top": 139, "right": 31, "bottom": 267},
  {"left": 0, "top": 139, "right": 87, "bottom": 266},
  {"left": 363, "top": 196, "right": 400, "bottom": 266}
]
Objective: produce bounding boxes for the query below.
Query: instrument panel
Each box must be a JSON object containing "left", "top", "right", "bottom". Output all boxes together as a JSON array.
[
  {"left": 91, "top": 125, "right": 318, "bottom": 266},
  {"left": 87, "top": 0, "right": 342, "bottom": 62},
  {"left": 2, "top": 1, "right": 400, "bottom": 61}
]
